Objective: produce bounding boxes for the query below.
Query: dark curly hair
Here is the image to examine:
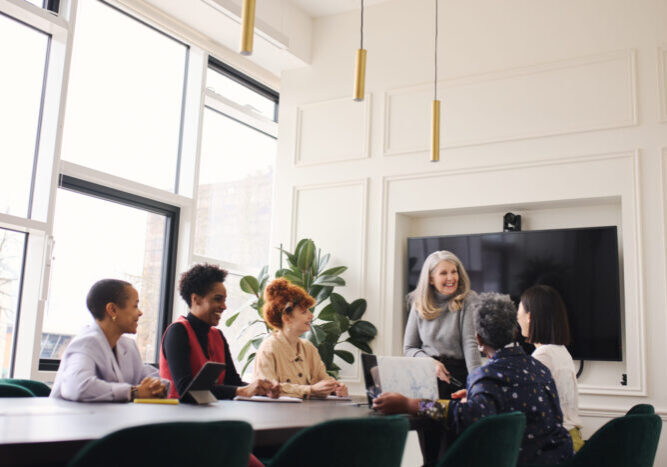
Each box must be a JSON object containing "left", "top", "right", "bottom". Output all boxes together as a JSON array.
[
  {"left": 179, "top": 264, "right": 228, "bottom": 307},
  {"left": 263, "top": 278, "right": 315, "bottom": 329},
  {"left": 86, "top": 279, "right": 132, "bottom": 320},
  {"left": 473, "top": 292, "right": 518, "bottom": 349}
]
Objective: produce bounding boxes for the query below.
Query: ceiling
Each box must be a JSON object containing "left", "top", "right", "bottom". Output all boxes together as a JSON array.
[
  {"left": 138, "top": 0, "right": 396, "bottom": 78},
  {"left": 289, "top": 0, "right": 392, "bottom": 18}
]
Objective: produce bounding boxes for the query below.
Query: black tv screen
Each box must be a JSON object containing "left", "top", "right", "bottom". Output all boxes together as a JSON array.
[{"left": 407, "top": 226, "right": 622, "bottom": 361}]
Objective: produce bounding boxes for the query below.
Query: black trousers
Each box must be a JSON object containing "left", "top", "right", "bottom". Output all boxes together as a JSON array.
[
  {"left": 435, "top": 357, "right": 468, "bottom": 399},
  {"left": 418, "top": 357, "right": 468, "bottom": 466}
]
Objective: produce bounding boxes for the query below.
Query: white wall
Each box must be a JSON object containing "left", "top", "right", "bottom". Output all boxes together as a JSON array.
[{"left": 273, "top": 0, "right": 667, "bottom": 464}]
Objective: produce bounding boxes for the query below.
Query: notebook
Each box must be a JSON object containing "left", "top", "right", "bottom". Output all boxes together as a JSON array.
[{"left": 234, "top": 395, "right": 302, "bottom": 403}]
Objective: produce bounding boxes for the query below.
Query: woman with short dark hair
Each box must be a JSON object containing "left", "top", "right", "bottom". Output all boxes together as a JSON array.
[
  {"left": 51, "top": 279, "right": 168, "bottom": 402},
  {"left": 159, "top": 263, "right": 278, "bottom": 400},
  {"left": 518, "top": 285, "right": 583, "bottom": 451},
  {"left": 375, "top": 292, "right": 573, "bottom": 465}
]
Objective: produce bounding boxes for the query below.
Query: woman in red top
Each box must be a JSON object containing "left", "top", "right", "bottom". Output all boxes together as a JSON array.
[{"left": 159, "top": 264, "right": 278, "bottom": 467}]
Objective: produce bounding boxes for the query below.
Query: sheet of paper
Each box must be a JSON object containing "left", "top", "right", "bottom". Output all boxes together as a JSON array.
[
  {"left": 234, "top": 395, "right": 302, "bottom": 403},
  {"left": 325, "top": 395, "right": 352, "bottom": 401}
]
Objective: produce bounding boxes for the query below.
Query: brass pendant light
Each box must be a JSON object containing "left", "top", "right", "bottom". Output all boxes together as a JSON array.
[
  {"left": 430, "top": 0, "right": 440, "bottom": 162},
  {"left": 353, "top": 0, "right": 367, "bottom": 101},
  {"left": 240, "top": 0, "right": 256, "bottom": 55}
]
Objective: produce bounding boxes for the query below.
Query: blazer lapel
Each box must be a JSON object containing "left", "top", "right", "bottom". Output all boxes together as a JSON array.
[{"left": 92, "top": 323, "right": 123, "bottom": 382}]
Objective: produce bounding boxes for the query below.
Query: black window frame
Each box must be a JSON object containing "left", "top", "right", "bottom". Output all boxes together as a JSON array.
[
  {"left": 0, "top": 227, "right": 29, "bottom": 378},
  {"left": 208, "top": 56, "right": 280, "bottom": 122},
  {"left": 38, "top": 175, "right": 179, "bottom": 371}
]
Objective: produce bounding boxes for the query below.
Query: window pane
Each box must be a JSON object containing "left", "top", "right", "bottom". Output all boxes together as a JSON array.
[
  {"left": 41, "top": 188, "right": 167, "bottom": 361},
  {"left": 0, "top": 228, "right": 27, "bottom": 378},
  {"left": 195, "top": 108, "right": 276, "bottom": 269},
  {"left": 220, "top": 273, "right": 265, "bottom": 375},
  {"left": 60, "top": 0, "right": 187, "bottom": 192},
  {"left": 0, "top": 14, "right": 49, "bottom": 218},
  {"left": 206, "top": 68, "right": 276, "bottom": 121}
]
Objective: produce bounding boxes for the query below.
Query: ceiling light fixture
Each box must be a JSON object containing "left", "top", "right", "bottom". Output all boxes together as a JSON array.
[
  {"left": 240, "top": 0, "right": 255, "bottom": 55},
  {"left": 353, "top": 0, "right": 367, "bottom": 101},
  {"left": 430, "top": 0, "right": 440, "bottom": 162}
]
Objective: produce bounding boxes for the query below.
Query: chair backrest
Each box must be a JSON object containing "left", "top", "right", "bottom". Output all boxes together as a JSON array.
[
  {"left": 625, "top": 403, "right": 654, "bottom": 416},
  {"left": 268, "top": 416, "right": 410, "bottom": 467},
  {"left": 0, "top": 379, "right": 50, "bottom": 397},
  {"left": 0, "top": 382, "right": 35, "bottom": 397},
  {"left": 436, "top": 412, "right": 526, "bottom": 467},
  {"left": 67, "top": 420, "right": 253, "bottom": 467},
  {"left": 568, "top": 414, "right": 662, "bottom": 467}
]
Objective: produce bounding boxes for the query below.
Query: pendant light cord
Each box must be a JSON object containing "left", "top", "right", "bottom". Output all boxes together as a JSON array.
[
  {"left": 360, "top": 0, "right": 364, "bottom": 49},
  {"left": 434, "top": 0, "right": 438, "bottom": 101}
]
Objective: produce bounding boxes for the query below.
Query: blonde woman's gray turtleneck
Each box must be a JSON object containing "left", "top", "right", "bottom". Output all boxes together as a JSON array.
[{"left": 403, "top": 290, "right": 482, "bottom": 372}]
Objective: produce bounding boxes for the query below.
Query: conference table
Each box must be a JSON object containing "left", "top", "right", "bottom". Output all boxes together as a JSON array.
[{"left": 0, "top": 396, "right": 379, "bottom": 466}]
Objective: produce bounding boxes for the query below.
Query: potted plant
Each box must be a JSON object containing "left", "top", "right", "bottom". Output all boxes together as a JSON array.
[{"left": 226, "top": 239, "right": 376, "bottom": 377}]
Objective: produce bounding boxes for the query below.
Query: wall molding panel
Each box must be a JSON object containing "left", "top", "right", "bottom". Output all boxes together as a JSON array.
[
  {"left": 290, "top": 179, "right": 369, "bottom": 383},
  {"left": 383, "top": 50, "right": 638, "bottom": 155},
  {"left": 659, "top": 47, "right": 667, "bottom": 123},
  {"left": 294, "top": 95, "right": 371, "bottom": 167},
  {"left": 378, "top": 151, "right": 645, "bottom": 396}
]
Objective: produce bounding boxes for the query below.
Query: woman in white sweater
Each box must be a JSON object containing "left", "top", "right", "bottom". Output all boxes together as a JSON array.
[{"left": 517, "top": 284, "right": 583, "bottom": 452}]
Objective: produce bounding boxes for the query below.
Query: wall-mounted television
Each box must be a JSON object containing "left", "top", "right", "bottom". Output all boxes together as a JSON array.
[{"left": 407, "top": 226, "right": 623, "bottom": 361}]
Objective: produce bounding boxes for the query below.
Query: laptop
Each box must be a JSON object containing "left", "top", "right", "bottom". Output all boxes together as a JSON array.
[
  {"left": 361, "top": 354, "right": 439, "bottom": 407},
  {"left": 179, "top": 361, "right": 226, "bottom": 404},
  {"left": 361, "top": 353, "right": 380, "bottom": 407}
]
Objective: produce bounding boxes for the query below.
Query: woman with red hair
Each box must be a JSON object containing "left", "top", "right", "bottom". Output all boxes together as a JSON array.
[{"left": 253, "top": 278, "right": 348, "bottom": 398}]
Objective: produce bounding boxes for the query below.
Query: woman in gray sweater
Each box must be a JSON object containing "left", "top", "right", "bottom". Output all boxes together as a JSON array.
[{"left": 404, "top": 250, "right": 481, "bottom": 399}]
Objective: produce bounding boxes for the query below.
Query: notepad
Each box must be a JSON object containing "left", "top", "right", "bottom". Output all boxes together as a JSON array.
[
  {"left": 133, "top": 398, "right": 179, "bottom": 405},
  {"left": 234, "top": 395, "right": 302, "bottom": 403}
]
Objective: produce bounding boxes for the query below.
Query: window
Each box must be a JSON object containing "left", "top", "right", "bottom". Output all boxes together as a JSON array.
[
  {"left": 60, "top": 0, "right": 188, "bottom": 192},
  {"left": 22, "top": 0, "right": 59, "bottom": 13},
  {"left": 0, "top": 229, "right": 27, "bottom": 378},
  {"left": 196, "top": 108, "right": 276, "bottom": 268},
  {"left": 40, "top": 177, "right": 178, "bottom": 367},
  {"left": 0, "top": 13, "right": 49, "bottom": 218},
  {"left": 195, "top": 61, "right": 278, "bottom": 367},
  {"left": 1, "top": 0, "right": 277, "bottom": 380},
  {"left": 206, "top": 60, "right": 278, "bottom": 122},
  {"left": 35, "top": 0, "right": 190, "bottom": 371}
]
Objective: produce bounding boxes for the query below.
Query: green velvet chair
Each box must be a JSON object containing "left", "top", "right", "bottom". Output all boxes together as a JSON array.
[
  {"left": 625, "top": 403, "right": 654, "bottom": 416},
  {"left": 435, "top": 412, "right": 526, "bottom": 467},
  {"left": 267, "top": 416, "right": 409, "bottom": 467},
  {"left": 519, "top": 414, "right": 662, "bottom": 467},
  {"left": 67, "top": 420, "right": 253, "bottom": 467},
  {"left": 0, "top": 378, "right": 50, "bottom": 397},
  {"left": 0, "top": 382, "right": 35, "bottom": 397}
]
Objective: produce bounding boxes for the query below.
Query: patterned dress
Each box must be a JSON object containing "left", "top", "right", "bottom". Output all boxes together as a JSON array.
[{"left": 418, "top": 345, "right": 573, "bottom": 465}]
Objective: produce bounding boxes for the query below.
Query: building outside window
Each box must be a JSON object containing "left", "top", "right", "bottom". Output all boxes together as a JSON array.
[
  {"left": 194, "top": 61, "right": 278, "bottom": 371},
  {"left": 40, "top": 0, "right": 187, "bottom": 367},
  {"left": 0, "top": 0, "right": 278, "bottom": 377}
]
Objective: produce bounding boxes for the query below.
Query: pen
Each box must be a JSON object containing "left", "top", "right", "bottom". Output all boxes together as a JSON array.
[{"left": 449, "top": 375, "right": 464, "bottom": 388}]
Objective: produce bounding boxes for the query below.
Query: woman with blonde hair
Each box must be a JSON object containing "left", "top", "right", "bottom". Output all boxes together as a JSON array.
[
  {"left": 253, "top": 278, "right": 348, "bottom": 399},
  {"left": 404, "top": 250, "right": 481, "bottom": 398}
]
